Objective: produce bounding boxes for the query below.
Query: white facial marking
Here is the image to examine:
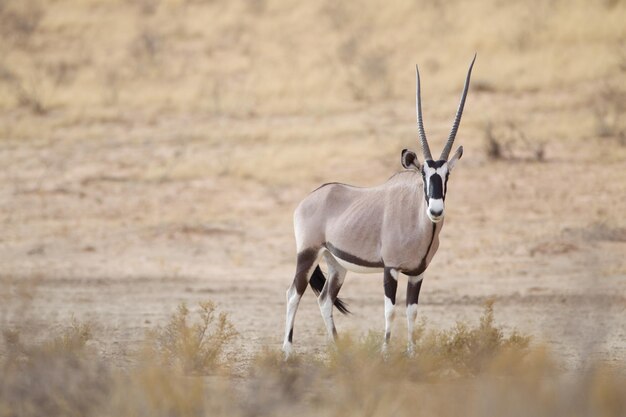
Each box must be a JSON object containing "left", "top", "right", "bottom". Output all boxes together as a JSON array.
[
  {"left": 429, "top": 198, "right": 444, "bottom": 213},
  {"left": 423, "top": 163, "right": 449, "bottom": 223},
  {"left": 428, "top": 198, "right": 444, "bottom": 222},
  {"left": 423, "top": 165, "right": 448, "bottom": 180}
]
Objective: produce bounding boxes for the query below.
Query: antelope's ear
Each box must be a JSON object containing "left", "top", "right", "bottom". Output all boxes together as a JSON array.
[
  {"left": 401, "top": 149, "right": 421, "bottom": 170},
  {"left": 448, "top": 146, "right": 463, "bottom": 171}
]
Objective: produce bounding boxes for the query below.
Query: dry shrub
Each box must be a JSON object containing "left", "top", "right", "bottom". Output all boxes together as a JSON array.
[
  {"left": 0, "top": 64, "right": 49, "bottom": 114},
  {"left": 0, "top": 320, "right": 109, "bottom": 417},
  {"left": 408, "top": 301, "right": 531, "bottom": 376},
  {"left": 0, "top": 0, "right": 44, "bottom": 46},
  {"left": 148, "top": 301, "right": 237, "bottom": 375},
  {"left": 0, "top": 300, "right": 237, "bottom": 417},
  {"left": 321, "top": 301, "right": 531, "bottom": 381},
  {"left": 44, "top": 319, "right": 94, "bottom": 355},
  {"left": 593, "top": 81, "right": 626, "bottom": 145},
  {"left": 248, "top": 304, "right": 625, "bottom": 417},
  {"left": 484, "top": 121, "right": 545, "bottom": 161}
]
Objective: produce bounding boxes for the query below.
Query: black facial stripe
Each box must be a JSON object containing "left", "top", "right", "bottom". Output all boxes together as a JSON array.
[
  {"left": 429, "top": 174, "right": 443, "bottom": 199},
  {"left": 444, "top": 173, "right": 449, "bottom": 200}
]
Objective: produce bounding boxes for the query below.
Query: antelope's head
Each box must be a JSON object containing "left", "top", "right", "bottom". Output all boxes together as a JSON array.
[{"left": 402, "top": 55, "right": 475, "bottom": 223}]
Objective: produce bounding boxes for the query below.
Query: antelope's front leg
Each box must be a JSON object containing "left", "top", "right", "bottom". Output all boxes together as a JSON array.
[
  {"left": 382, "top": 267, "right": 398, "bottom": 353},
  {"left": 406, "top": 274, "right": 424, "bottom": 356}
]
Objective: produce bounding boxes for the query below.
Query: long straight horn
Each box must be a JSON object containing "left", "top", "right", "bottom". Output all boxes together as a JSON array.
[
  {"left": 415, "top": 64, "right": 433, "bottom": 161},
  {"left": 440, "top": 54, "right": 476, "bottom": 160}
]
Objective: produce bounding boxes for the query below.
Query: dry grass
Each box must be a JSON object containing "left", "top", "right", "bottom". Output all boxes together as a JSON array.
[
  {"left": 248, "top": 303, "right": 624, "bottom": 417},
  {"left": 0, "top": 300, "right": 624, "bottom": 416},
  {"left": 0, "top": 0, "right": 624, "bottom": 130},
  {"left": 147, "top": 301, "right": 237, "bottom": 374}
]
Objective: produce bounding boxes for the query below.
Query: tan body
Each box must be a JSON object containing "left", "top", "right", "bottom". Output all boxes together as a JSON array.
[{"left": 295, "top": 171, "right": 442, "bottom": 275}]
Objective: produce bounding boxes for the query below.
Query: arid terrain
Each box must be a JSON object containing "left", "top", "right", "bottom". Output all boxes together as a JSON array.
[{"left": 1, "top": 0, "right": 625, "bottom": 378}]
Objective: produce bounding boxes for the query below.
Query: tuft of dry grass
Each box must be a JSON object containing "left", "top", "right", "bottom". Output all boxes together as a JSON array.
[{"left": 147, "top": 301, "right": 237, "bottom": 375}]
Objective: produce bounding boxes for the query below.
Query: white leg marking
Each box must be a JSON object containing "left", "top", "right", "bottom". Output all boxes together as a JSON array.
[
  {"left": 282, "top": 285, "right": 301, "bottom": 356},
  {"left": 382, "top": 268, "right": 398, "bottom": 354},
  {"left": 390, "top": 269, "right": 399, "bottom": 280},
  {"left": 282, "top": 250, "right": 322, "bottom": 357},
  {"left": 382, "top": 295, "right": 396, "bottom": 354},
  {"left": 319, "top": 295, "right": 335, "bottom": 340},
  {"left": 406, "top": 304, "right": 418, "bottom": 356}
]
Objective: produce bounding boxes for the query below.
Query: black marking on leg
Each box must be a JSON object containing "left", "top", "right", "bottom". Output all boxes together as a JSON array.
[
  {"left": 309, "top": 265, "right": 350, "bottom": 315},
  {"left": 385, "top": 332, "right": 391, "bottom": 343},
  {"left": 288, "top": 328, "right": 293, "bottom": 343},
  {"left": 325, "top": 242, "right": 384, "bottom": 269},
  {"left": 295, "top": 248, "right": 318, "bottom": 295},
  {"left": 406, "top": 278, "right": 423, "bottom": 306},
  {"left": 384, "top": 268, "right": 398, "bottom": 305}
]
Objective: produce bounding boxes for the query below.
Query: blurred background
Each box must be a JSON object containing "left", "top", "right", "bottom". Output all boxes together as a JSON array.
[{"left": 0, "top": 0, "right": 625, "bottom": 365}]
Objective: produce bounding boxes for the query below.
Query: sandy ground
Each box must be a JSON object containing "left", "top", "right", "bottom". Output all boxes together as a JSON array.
[{"left": 1, "top": 83, "right": 625, "bottom": 370}]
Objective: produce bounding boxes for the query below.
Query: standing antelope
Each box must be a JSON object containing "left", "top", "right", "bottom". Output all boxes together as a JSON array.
[{"left": 283, "top": 55, "right": 476, "bottom": 356}]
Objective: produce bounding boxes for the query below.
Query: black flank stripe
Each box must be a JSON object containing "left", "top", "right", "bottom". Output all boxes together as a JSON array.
[{"left": 325, "top": 242, "right": 384, "bottom": 268}]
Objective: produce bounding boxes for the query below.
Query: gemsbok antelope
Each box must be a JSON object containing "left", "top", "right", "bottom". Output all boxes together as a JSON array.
[{"left": 283, "top": 55, "right": 476, "bottom": 357}]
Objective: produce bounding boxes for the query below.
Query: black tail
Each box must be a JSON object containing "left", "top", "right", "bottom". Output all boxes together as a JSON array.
[{"left": 309, "top": 266, "right": 350, "bottom": 315}]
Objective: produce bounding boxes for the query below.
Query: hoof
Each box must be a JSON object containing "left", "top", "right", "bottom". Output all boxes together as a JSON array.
[
  {"left": 406, "top": 344, "right": 416, "bottom": 358},
  {"left": 282, "top": 343, "right": 293, "bottom": 360},
  {"left": 381, "top": 343, "right": 390, "bottom": 360}
]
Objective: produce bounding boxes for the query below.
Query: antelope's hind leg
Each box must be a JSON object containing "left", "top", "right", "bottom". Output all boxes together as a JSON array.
[
  {"left": 317, "top": 252, "right": 347, "bottom": 342},
  {"left": 283, "top": 248, "right": 321, "bottom": 357}
]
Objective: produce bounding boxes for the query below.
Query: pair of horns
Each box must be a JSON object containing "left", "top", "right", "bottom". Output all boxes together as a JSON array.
[{"left": 416, "top": 54, "right": 476, "bottom": 161}]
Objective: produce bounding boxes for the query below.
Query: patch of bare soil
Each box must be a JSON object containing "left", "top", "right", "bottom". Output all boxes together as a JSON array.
[{"left": 1, "top": 96, "right": 625, "bottom": 370}]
